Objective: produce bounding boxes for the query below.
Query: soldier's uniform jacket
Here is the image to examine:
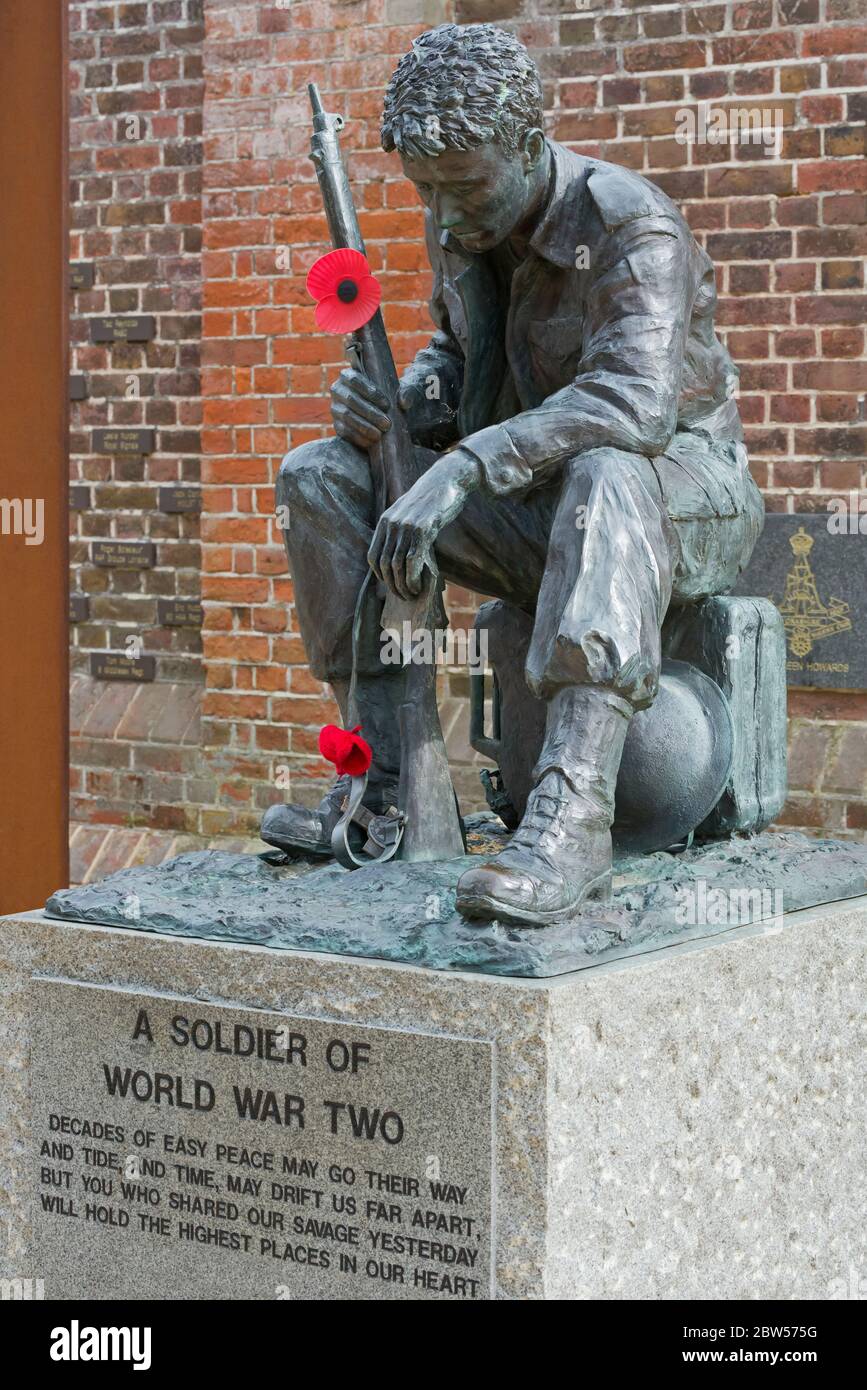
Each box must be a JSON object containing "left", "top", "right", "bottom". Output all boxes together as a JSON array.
[{"left": 401, "top": 139, "right": 742, "bottom": 500}]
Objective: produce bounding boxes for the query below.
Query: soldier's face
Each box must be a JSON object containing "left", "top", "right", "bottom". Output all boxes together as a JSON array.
[{"left": 401, "top": 142, "right": 539, "bottom": 253}]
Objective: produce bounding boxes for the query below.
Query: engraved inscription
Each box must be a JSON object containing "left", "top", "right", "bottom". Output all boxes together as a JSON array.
[
  {"left": 90, "top": 315, "right": 156, "bottom": 343},
  {"left": 92, "top": 428, "right": 156, "bottom": 457},
  {"left": 157, "top": 597, "right": 204, "bottom": 628},
  {"left": 158, "top": 485, "right": 201, "bottom": 514},
  {"left": 70, "top": 263, "right": 95, "bottom": 290},
  {"left": 30, "top": 983, "right": 494, "bottom": 1301},
  {"left": 69, "top": 486, "right": 90, "bottom": 511},
  {"left": 91, "top": 541, "right": 156, "bottom": 569},
  {"left": 90, "top": 653, "right": 156, "bottom": 683}
]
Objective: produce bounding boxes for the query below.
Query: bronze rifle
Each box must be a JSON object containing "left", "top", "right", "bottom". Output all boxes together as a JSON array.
[{"left": 307, "top": 84, "right": 464, "bottom": 864}]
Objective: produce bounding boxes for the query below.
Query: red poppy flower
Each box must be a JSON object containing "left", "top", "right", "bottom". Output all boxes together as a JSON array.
[
  {"left": 306, "top": 248, "right": 382, "bottom": 334},
  {"left": 319, "top": 723, "right": 373, "bottom": 778}
]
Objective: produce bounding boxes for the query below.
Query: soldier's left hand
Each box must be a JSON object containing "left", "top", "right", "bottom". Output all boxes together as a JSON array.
[{"left": 368, "top": 451, "right": 479, "bottom": 599}]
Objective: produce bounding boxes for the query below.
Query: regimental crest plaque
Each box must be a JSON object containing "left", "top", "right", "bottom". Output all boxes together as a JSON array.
[{"left": 734, "top": 511, "right": 867, "bottom": 688}]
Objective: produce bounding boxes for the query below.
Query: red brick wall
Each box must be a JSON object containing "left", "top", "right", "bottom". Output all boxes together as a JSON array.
[
  {"left": 69, "top": 0, "right": 204, "bottom": 832},
  {"left": 69, "top": 0, "right": 867, "bottom": 848},
  {"left": 198, "top": 0, "right": 454, "bottom": 832}
]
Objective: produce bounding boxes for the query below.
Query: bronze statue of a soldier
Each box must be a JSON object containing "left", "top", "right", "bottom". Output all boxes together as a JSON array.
[{"left": 262, "top": 23, "right": 766, "bottom": 926}]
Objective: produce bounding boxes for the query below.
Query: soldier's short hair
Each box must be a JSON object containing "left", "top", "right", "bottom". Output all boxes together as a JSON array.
[{"left": 381, "top": 23, "right": 545, "bottom": 161}]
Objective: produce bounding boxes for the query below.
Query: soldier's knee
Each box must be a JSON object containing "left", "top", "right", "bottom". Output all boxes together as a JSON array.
[
  {"left": 277, "top": 437, "right": 357, "bottom": 510},
  {"left": 567, "top": 446, "right": 650, "bottom": 481},
  {"left": 278, "top": 440, "right": 326, "bottom": 505},
  {"left": 565, "top": 447, "right": 663, "bottom": 506}
]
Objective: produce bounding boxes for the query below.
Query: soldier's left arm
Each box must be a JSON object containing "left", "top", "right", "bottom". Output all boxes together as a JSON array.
[{"left": 456, "top": 215, "right": 693, "bottom": 497}]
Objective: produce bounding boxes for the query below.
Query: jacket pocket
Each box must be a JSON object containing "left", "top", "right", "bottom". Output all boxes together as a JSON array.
[
  {"left": 527, "top": 317, "right": 583, "bottom": 390},
  {"left": 527, "top": 316, "right": 582, "bottom": 359}
]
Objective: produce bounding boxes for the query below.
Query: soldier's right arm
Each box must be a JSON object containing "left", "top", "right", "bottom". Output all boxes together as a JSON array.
[{"left": 330, "top": 213, "right": 464, "bottom": 452}]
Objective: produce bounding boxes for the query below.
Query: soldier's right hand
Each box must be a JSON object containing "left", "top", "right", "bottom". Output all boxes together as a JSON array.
[{"left": 330, "top": 368, "right": 392, "bottom": 447}]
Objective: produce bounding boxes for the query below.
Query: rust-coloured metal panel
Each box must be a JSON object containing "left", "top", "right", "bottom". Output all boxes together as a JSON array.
[{"left": 0, "top": 1, "right": 69, "bottom": 910}]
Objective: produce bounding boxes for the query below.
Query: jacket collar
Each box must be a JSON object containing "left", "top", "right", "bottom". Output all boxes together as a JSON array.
[
  {"left": 439, "top": 140, "right": 590, "bottom": 270},
  {"left": 529, "top": 140, "right": 591, "bottom": 268}
]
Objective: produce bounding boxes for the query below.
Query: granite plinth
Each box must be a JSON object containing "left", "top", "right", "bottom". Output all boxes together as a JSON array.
[{"left": 1, "top": 894, "right": 865, "bottom": 1300}]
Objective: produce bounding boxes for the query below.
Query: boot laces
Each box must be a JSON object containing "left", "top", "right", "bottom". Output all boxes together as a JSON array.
[
  {"left": 510, "top": 776, "right": 574, "bottom": 852},
  {"left": 510, "top": 772, "right": 608, "bottom": 855}
]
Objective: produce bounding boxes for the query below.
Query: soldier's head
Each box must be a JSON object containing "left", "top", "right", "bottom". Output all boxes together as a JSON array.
[{"left": 381, "top": 24, "right": 548, "bottom": 253}]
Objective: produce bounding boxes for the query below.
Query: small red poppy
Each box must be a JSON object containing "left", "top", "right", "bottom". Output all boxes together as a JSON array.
[
  {"left": 306, "top": 248, "right": 382, "bottom": 334},
  {"left": 319, "top": 723, "right": 373, "bottom": 778}
]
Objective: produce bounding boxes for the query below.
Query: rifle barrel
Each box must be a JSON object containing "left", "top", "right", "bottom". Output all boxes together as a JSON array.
[{"left": 307, "top": 86, "right": 412, "bottom": 511}]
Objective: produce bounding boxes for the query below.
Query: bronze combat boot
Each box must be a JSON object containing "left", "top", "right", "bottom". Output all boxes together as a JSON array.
[
  {"left": 260, "top": 772, "right": 400, "bottom": 857},
  {"left": 259, "top": 671, "right": 402, "bottom": 858},
  {"left": 456, "top": 685, "right": 631, "bottom": 926}
]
